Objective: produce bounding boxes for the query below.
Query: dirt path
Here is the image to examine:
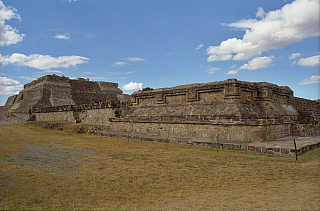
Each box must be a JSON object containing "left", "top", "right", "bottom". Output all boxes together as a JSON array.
[{"left": 4, "top": 142, "right": 105, "bottom": 175}]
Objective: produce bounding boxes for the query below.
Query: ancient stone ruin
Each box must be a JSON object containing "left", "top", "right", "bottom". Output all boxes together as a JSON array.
[
  {"left": 4, "top": 75, "right": 320, "bottom": 143},
  {"left": 5, "top": 74, "right": 122, "bottom": 119}
]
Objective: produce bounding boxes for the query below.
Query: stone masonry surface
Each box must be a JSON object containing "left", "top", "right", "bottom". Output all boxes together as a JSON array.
[
  {"left": 4, "top": 75, "right": 320, "bottom": 145},
  {"left": 6, "top": 74, "right": 122, "bottom": 114},
  {"left": 99, "top": 130, "right": 320, "bottom": 156}
]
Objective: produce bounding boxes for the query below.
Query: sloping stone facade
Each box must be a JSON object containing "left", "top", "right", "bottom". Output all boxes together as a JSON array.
[
  {"left": 6, "top": 74, "right": 122, "bottom": 114},
  {"left": 5, "top": 76, "right": 320, "bottom": 142},
  {"left": 109, "top": 79, "right": 306, "bottom": 142}
]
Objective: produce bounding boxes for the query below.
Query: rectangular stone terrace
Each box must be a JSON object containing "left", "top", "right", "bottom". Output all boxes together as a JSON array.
[{"left": 99, "top": 130, "right": 320, "bottom": 156}]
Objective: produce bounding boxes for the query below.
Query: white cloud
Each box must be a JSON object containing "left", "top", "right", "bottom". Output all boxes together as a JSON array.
[
  {"left": 207, "top": 0, "right": 319, "bottom": 62},
  {"left": 0, "top": 53, "right": 89, "bottom": 70},
  {"left": 18, "top": 76, "right": 36, "bottom": 81},
  {"left": 122, "top": 82, "right": 143, "bottom": 91},
  {"left": 111, "top": 62, "right": 127, "bottom": 67},
  {"left": 255, "top": 7, "right": 266, "bottom": 18},
  {"left": 82, "top": 72, "right": 96, "bottom": 75},
  {"left": 207, "top": 54, "right": 233, "bottom": 62},
  {"left": 85, "top": 34, "right": 95, "bottom": 38},
  {"left": 54, "top": 34, "right": 70, "bottom": 40},
  {"left": 289, "top": 53, "right": 303, "bottom": 59},
  {"left": 44, "top": 70, "right": 63, "bottom": 74},
  {"left": 230, "top": 64, "right": 236, "bottom": 69},
  {"left": 123, "top": 57, "right": 146, "bottom": 62},
  {"left": 195, "top": 43, "right": 204, "bottom": 52},
  {"left": 297, "top": 55, "right": 320, "bottom": 66},
  {"left": 206, "top": 67, "right": 220, "bottom": 74},
  {"left": 107, "top": 71, "right": 137, "bottom": 75},
  {"left": 239, "top": 56, "right": 273, "bottom": 70},
  {"left": 225, "top": 56, "right": 273, "bottom": 75},
  {"left": 0, "top": 1, "right": 26, "bottom": 46},
  {"left": 298, "top": 75, "right": 320, "bottom": 85},
  {"left": 226, "top": 69, "right": 239, "bottom": 75},
  {"left": 0, "top": 76, "right": 23, "bottom": 95},
  {"left": 89, "top": 77, "right": 105, "bottom": 80}
]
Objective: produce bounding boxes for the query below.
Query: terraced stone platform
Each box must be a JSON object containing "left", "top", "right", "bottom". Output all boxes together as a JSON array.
[{"left": 100, "top": 130, "right": 320, "bottom": 156}]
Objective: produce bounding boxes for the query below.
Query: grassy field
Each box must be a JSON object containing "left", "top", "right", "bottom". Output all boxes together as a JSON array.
[{"left": 0, "top": 122, "right": 319, "bottom": 210}]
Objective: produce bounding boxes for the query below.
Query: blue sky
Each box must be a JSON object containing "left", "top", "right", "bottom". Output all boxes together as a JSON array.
[{"left": 0, "top": 0, "right": 319, "bottom": 106}]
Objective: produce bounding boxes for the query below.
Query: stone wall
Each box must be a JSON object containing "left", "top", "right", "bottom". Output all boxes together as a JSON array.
[
  {"left": 109, "top": 79, "right": 301, "bottom": 142},
  {"left": 127, "top": 79, "right": 298, "bottom": 122},
  {"left": 110, "top": 121, "right": 294, "bottom": 142},
  {"left": 293, "top": 124, "right": 320, "bottom": 137},
  {"left": 77, "top": 109, "right": 115, "bottom": 126},
  {"left": 32, "top": 100, "right": 124, "bottom": 125},
  {"left": 34, "top": 108, "right": 116, "bottom": 125},
  {"left": 293, "top": 97, "right": 320, "bottom": 124},
  {"left": 6, "top": 74, "right": 122, "bottom": 114},
  {"left": 4, "top": 95, "right": 18, "bottom": 107},
  {"left": 4, "top": 76, "right": 320, "bottom": 143},
  {"left": 35, "top": 111, "right": 75, "bottom": 122}
]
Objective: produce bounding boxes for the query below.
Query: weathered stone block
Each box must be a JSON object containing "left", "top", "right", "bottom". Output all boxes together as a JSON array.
[
  {"left": 267, "top": 148, "right": 274, "bottom": 154},
  {"left": 261, "top": 147, "right": 267, "bottom": 153},
  {"left": 280, "top": 148, "right": 290, "bottom": 154},
  {"left": 240, "top": 145, "right": 247, "bottom": 151},
  {"left": 248, "top": 146, "right": 255, "bottom": 152}
]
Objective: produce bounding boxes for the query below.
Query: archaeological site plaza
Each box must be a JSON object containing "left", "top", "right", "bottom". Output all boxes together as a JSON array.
[{"left": 3, "top": 74, "right": 320, "bottom": 155}]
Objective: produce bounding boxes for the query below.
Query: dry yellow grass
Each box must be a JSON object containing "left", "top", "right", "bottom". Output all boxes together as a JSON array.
[{"left": 0, "top": 122, "right": 319, "bottom": 210}]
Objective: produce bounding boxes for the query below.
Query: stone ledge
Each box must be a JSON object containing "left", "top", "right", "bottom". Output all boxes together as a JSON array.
[{"left": 98, "top": 131, "right": 320, "bottom": 156}]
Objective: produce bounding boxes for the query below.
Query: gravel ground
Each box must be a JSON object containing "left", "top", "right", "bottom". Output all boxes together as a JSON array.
[{"left": 4, "top": 142, "right": 105, "bottom": 175}]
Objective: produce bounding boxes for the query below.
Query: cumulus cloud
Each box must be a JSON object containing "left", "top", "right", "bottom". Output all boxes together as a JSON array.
[
  {"left": 122, "top": 82, "right": 143, "bottom": 91},
  {"left": 289, "top": 53, "right": 303, "bottom": 59},
  {"left": 206, "top": 67, "right": 220, "bottom": 74},
  {"left": 54, "top": 34, "right": 70, "bottom": 40},
  {"left": 111, "top": 62, "right": 127, "bottom": 67},
  {"left": 207, "top": 0, "right": 319, "bottom": 62},
  {"left": 226, "top": 69, "right": 239, "bottom": 75},
  {"left": 0, "top": 76, "right": 23, "bottom": 95},
  {"left": 224, "top": 56, "right": 273, "bottom": 75},
  {"left": 0, "top": 53, "right": 89, "bottom": 70},
  {"left": 0, "top": 1, "right": 26, "bottom": 46},
  {"left": 255, "top": 7, "right": 266, "bottom": 18},
  {"left": 123, "top": 57, "right": 146, "bottom": 62},
  {"left": 195, "top": 43, "right": 204, "bottom": 52},
  {"left": 239, "top": 56, "right": 273, "bottom": 70},
  {"left": 298, "top": 75, "right": 320, "bottom": 85},
  {"left": 296, "top": 55, "right": 320, "bottom": 66}
]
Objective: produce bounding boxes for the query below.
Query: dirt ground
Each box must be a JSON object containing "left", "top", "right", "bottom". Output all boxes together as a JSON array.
[
  {"left": 5, "top": 142, "right": 105, "bottom": 175},
  {"left": 0, "top": 123, "right": 319, "bottom": 210}
]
